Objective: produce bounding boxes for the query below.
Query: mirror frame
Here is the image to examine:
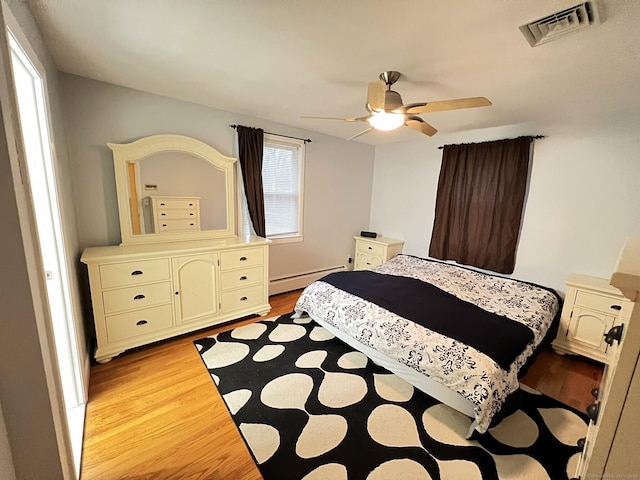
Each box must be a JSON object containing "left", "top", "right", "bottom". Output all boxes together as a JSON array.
[{"left": 109, "top": 134, "right": 237, "bottom": 245}]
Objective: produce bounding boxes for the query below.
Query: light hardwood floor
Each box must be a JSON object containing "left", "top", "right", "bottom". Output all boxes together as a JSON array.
[{"left": 80, "top": 289, "right": 602, "bottom": 479}]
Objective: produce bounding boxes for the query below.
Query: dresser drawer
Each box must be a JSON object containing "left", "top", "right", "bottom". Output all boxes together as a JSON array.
[
  {"left": 156, "top": 208, "right": 198, "bottom": 220},
  {"left": 220, "top": 248, "right": 264, "bottom": 270},
  {"left": 574, "top": 291, "right": 625, "bottom": 315},
  {"left": 99, "top": 259, "right": 170, "bottom": 289},
  {"left": 102, "top": 282, "right": 172, "bottom": 315},
  {"left": 106, "top": 304, "right": 173, "bottom": 343},
  {"left": 155, "top": 198, "right": 199, "bottom": 209},
  {"left": 221, "top": 266, "right": 264, "bottom": 290},
  {"left": 156, "top": 219, "right": 199, "bottom": 232},
  {"left": 357, "top": 241, "right": 385, "bottom": 256},
  {"left": 221, "top": 285, "right": 264, "bottom": 312}
]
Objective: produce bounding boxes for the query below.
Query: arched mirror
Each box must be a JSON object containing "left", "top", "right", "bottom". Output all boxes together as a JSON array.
[{"left": 110, "top": 135, "right": 237, "bottom": 245}]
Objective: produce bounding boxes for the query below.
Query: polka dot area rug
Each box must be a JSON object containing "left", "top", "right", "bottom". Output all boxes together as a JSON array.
[{"left": 194, "top": 313, "right": 588, "bottom": 480}]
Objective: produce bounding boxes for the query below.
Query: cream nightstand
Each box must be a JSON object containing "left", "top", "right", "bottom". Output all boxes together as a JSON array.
[
  {"left": 353, "top": 236, "right": 404, "bottom": 271},
  {"left": 552, "top": 273, "right": 633, "bottom": 363}
]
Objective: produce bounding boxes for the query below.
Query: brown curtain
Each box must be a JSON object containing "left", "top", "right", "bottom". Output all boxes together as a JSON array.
[
  {"left": 237, "top": 125, "right": 266, "bottom": 237},
  {"left": 429, "top": 136, "right": 533, "bottom": 274}
]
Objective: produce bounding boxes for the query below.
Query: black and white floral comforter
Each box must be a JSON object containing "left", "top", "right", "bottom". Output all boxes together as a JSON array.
[{"left": 293, "top": 254, "right": 560, "bottom": 433}]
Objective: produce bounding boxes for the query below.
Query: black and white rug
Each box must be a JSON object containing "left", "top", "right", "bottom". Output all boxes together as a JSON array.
[{"left": 194, "top": 313, "right": 587, "bottom": 480}]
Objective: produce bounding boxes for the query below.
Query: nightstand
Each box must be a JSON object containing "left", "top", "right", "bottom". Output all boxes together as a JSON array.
[
  {"left": 353, "top": 236, "right": 404, "bottom": 271},
  {"left": 552, "top": 273, "right": 633, "bottom": 363}
]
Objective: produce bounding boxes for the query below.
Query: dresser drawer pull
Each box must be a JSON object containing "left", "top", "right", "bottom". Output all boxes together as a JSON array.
[
  {"left": 160, "top": 202, "right": 166, "bottom": 206},
  {"left": 239, "top": 256, "right": 248, "bottom": 261},
  {"left": 133, "top": 294, "right": 146, "bottom": 300},
  {"left": 136, "top": 320, "right": 148, "bottom": 326},
  {"left": 586, "top": 402, "right": 600, "bottom": 423},
  {"left": 240, "top": 296, "right": 248, "bottom": 301},
  {"left": 190, "top": 223, "right": 195, "bottom": 226},
  {"left": 162, "top": 224, "right": 167, "bottom": 227},
  {"left": 190, "top": 213, "right": 194, "bottom": 216},
  {"left": 240, "top": 276, "right": 247, "bottom": 281},
  {"left": 131, "top": 270, "right": 143, "bottom": 276},
  {"left": 188, "top": 203, "right": 194, "bottom": 206},
  {"left": 610, "top": 304, "right": 622, "bottom": 311},
  {"left": 368, "top": 246, "right": 373, "bottom": 250},
  {"left": 161, "top": 213, "right": 166, "bottom": 216}
]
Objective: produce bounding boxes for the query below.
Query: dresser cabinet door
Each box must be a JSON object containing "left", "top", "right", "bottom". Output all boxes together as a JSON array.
[{"left": 172, "top": 254, "right": 218, "bottom": 324}]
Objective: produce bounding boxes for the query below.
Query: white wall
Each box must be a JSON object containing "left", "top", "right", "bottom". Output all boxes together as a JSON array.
[
  {"left": 370, "top": 120, "right": 640, "bottom": 294},
  {"left": 60, "top": 74, "right": 375, "bottom": 282}
]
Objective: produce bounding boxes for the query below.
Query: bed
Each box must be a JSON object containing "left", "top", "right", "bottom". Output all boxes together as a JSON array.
[{"left": 293, "top": 254, "right": 561, "bottom": 436}]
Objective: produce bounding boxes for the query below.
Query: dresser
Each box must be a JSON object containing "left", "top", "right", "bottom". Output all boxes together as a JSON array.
[
  {"left": 149, "top": 195, "right": 200, "bottom": 233},
  {"left": 552, "top": 273, "right": 633, "bottom": 363},
  {"left": 84, "top": 134, "right": 271, "bottom": 363},
  {"left": 81, "top": 237, "right": 270, "bottom": 363},
  {"left": 353, "top": 236, "right": 404, "bottom": 270}
]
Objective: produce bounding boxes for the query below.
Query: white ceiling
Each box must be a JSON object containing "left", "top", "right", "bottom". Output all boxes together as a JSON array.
[{"left": 25, "top": 0, "right": 640, "bottom": 145}]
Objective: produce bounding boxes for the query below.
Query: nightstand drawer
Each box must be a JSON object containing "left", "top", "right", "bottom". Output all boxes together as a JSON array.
[
  {"left": 99, "top": 259, "right": 170, "bottom": 288},
  {"left": 357, "top": 242, "right": 385, "bottom": 256},
  {"left": 106, "top": 304, "right": 173, "bottom": 343},
  {"left": 221, "top": 266, "right": 264, "bottom": 290},
  {"left": 574, "top": 291, "right": 625, "bottom": 315},
  {"left": 102, "top": 282, "right": 172, "bottom": 314}
]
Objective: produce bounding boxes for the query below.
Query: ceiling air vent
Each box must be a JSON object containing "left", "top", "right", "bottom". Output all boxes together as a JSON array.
[{"left": 519, "top": 1, "right": 602, "bottom": 47}]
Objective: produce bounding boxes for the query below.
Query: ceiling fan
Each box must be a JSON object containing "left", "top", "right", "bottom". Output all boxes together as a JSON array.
[{"left": 302, "top": 71, "right": 492, "bottom": 140}]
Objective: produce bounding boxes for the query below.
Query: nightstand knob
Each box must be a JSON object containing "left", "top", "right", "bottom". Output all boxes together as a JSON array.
[{"left": 604, "top": 324, "right": 624, "bottom": 346}]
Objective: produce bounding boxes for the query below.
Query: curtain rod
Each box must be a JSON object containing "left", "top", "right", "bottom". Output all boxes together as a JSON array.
[
  {"left": 437, "top": 135, "right": 546, "bottom": 149},
  {"left": 229, "top": 124, "right": 312, "bottom": 143}
]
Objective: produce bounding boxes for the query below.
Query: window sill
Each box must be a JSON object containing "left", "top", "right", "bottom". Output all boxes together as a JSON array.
[{"left": 267, "top": 235, "right": 303, "bottom": 245}]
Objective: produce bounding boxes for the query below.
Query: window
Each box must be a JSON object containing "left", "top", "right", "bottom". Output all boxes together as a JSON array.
[{"left": 241, "top": 134, "right": 305, "bottom": 243}]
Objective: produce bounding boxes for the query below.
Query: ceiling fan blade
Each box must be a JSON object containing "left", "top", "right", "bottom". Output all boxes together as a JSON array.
[
  {"left": 405, "top": 116, "right": 438, "bottom": 137},
  {"left": 406, "top": 97, "right": 492, "bottom": 115},
  {"left": 300, "top": 115, "right": 369, "bottom": 122},
  {"left": 398, "top": 102, "right": 427, "bottom": 113},
  {"left": 366, "top": 81, "right": 385, "bottom": 112},
  {"left": 347, "top": 127, "right": 373, "bottom": 141}
]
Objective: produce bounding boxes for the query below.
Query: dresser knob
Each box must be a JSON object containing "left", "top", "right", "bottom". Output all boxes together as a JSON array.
[
  {"left": 136, "top": 320, "right": 148, "bottom": 326},
  {"left": 133, "top": 294, "right": 146, "bottom": 300},
  {"left": 610, "top": 305, "right": 622, "bottom": 310},
  {"left": 239, "top": 256, "right": 247, "bottom": 261},
  {"left": 240, "top": 296, "right": 248, "bottom": 301},
  {"left": 240, "top": 276, "right": 247, "bottom": 281},
  {"left": 131, "top": 270, "right": 143, "bottom": 276},
  {"left": 586, "top": 402, "right": 600, "bottom": 423},
  {"left": 577, "top": 437, "right": 586, "bottom": 450},
  {"left": 590, "top": 387, "right": 599, "bottom": 399}
]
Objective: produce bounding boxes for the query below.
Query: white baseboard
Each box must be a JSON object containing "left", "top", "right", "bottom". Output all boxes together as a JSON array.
[{"left": 269, "top": 265, "right": 345, "bottom": 296}]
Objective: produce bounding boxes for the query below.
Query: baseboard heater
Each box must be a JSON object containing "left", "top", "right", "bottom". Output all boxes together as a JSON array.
[{"left": 269, "top": 265, "right": 346, "bottom": 296}]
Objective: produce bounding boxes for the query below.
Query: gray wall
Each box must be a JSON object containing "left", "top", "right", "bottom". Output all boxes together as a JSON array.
[{"left": 60, "top": 74, "right": 376, "bottom": 281}]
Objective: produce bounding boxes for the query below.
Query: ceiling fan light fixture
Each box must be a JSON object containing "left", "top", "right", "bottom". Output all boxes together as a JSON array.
[{"left": 368, "top": 111, "right": 405, "bottom": 131}]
